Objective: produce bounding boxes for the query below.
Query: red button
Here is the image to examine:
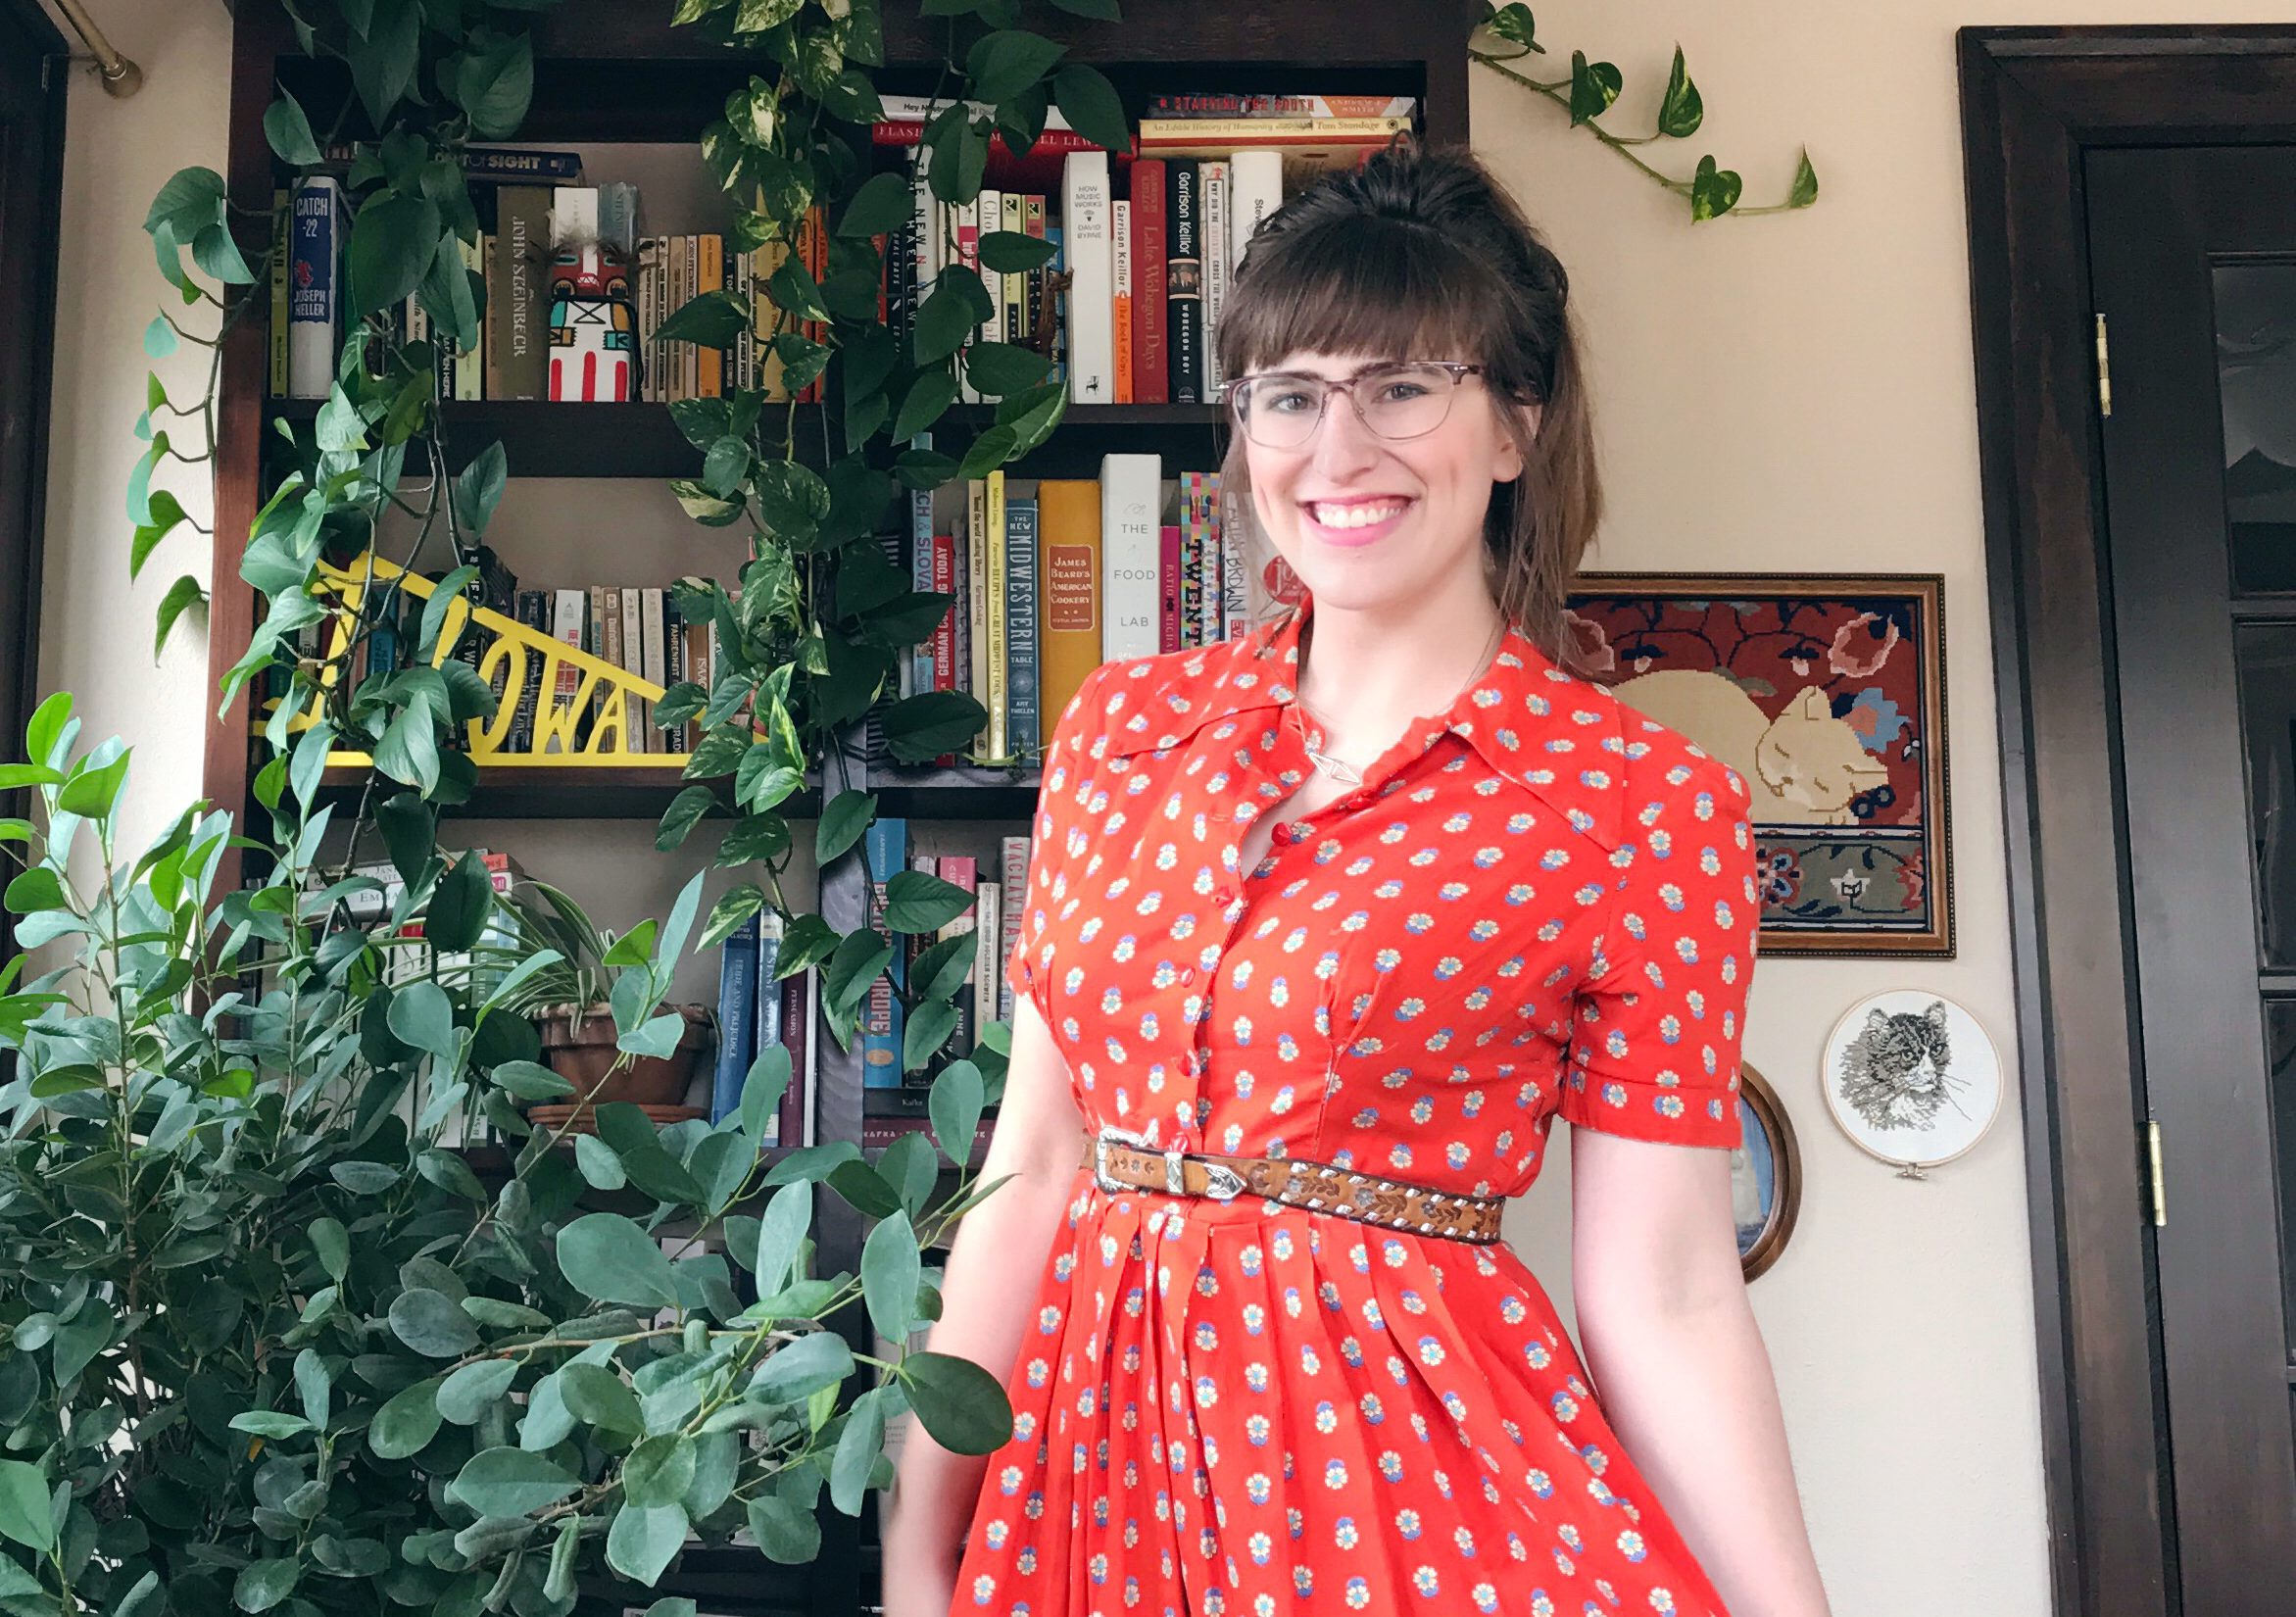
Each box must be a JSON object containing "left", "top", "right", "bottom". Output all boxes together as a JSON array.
[{"left": 1180, "top": 966, "right": 1197, "bottom": 985}]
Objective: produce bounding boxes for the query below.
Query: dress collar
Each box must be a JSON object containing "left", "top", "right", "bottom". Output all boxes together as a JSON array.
[{"left": 1098, "top": 592, "right": 1630, "bottom": 845}]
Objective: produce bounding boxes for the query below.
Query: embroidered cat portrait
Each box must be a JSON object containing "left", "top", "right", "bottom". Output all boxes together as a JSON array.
[{"left": 1835, "top": 999, "right": 1961, "bottom": 1132}]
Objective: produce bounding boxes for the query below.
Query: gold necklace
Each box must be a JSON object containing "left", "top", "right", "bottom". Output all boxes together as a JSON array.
[{"left": 1295, "top": 614, "right": 1509, "bottom": 786}]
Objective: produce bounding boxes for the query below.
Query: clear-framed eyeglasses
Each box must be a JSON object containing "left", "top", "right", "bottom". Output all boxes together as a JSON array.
[{"left": 1214, "top": 361, "right": 1490, "bottom": 451}]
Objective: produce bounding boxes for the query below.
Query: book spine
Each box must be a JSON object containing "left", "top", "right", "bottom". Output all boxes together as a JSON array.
[
  {"left": 641, "top": 587, "right": 667, "bottom": 752},
  {"left": 455, "top": 236, "right": 485, "bottom": 400},
  {"left": 710, "top": 918, "right": 761, "bottom": 1125},
  {"left": 1216, "top": 474, "right": 1246, "bottom": 640},
  {"left": 1180, "top": 474, "right": 1203, "bottom": 651},
  {"left": 909, "top": 456, "right": 935, "bottom": 700},
  {"left": 269, "top": 187, "right": 291, "bottom": 399},
  {"left": 1164, "top": 161, "right": 1202, "bottom": 403},
  {"left": 683, "top": 611, "right": 708, "bottom": 752},
  {"left": 1023, "top": 195, "right": 1047, "bottom": 359},
  {"left": 1144, "top": 92, "right": 1418, "bottom": 121},
  {"left": 998, "top": 836, "right": 1028, "bottom": 1025},
  {"left": 1159, "top": 523, "right": 1183, "bottom": 654},
  {"left": 664, "top": 596, "right": 686, "bottom": 751},
  {"left": 1129, "top": 161, "right": 1168, "bottom": 406},
  {"left": 1111, "top": 199, "right": 1134, "bottom": 405},
  {"left": 931, "top": 531, "right": 956, "bottom": 702},
  {"left": 974, "top": 879, "right": 1001, "bottom": 1040},
  {"left": 1006, "top": 495, "right": 1040, "bottom": 762},
  {"left": 1136, "top": 115, "right": 1413, "bottom": 146},
  {"left": 1035, "top": 479, "right": 1102, "bottom": 724},
  {"left": 953, "top": 196, "right": 981, "bottom": 404},
  {"left": 287, "top": 176, "right": 343, "bottom": 401},
  {"left": 901, "top": 854, "right": 938, "bottom": 1097},
  {"left": 948, "top": 514, "right": 970, "bottom": 700},
  {"left": 461, "top": 146, "right": 586, "bottom": 182},
  {"left": 862, "top": 818, "right": 908, "bottom": 1092},
  {"left": 753, "top": 914, "right": 785, "bottom": 1146},
  {"left": 1229, "top": 149, "right": 1284, "bottom": 272},
  {"left": 548, "top": 589, "right": 585, "bottom": 751},
  {"left": 800, "top": 206, "right": 826, "bottom": 404},
  {"left": 1046, "top": 222, "right": 1065, "bottom": 386},
  {"left": 510, "top": 591, "right": 543, "bottom": 752},
  {"left": 698, "top": 235, "right": 725, "bottom": 399},
  {"left": 965, "top": 479, "right": 988, "bottom": 722},
  {"left": 938, "top": 856, "right": 979, "bottom": 1059},
  {"left": 755, "top": 237, "right": 790, "bottom": 401},
  {"left": 619, "top": 587, "right": 644, "bottom": 753},
  {"left": 1200, "top": 160, "right": 1228, "bottom": 390},
  {"left": 1195, "top": 472, "right": 1221, "bottom": 646},
  {"left": 999, "top": 190, "right": 1023, "bottom": 343},
  {"left": 491, "top": 186, "right": 550, "bottom": 401},
  {"left": 777, "top": 969, "right": 809, "bottom": 1149},
  {"left": 1101, "top": 454, "right": 1162, "bottom": 661},
  {"left": 985, "top": 470, "right": 1007, "bottom": 761},
  {"left": 1062, "top": 151, "right": 1114, "bottom": 404}
]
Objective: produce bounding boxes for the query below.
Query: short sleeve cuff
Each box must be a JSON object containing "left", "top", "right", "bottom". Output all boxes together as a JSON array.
[{"left": 1560, "top": 1065, "right": 1742, "bottom": 1150}]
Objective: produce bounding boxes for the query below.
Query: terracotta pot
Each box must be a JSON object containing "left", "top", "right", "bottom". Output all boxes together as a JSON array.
[{"left": 532, "top": 1003, "right": 711, "bottom": 1112}]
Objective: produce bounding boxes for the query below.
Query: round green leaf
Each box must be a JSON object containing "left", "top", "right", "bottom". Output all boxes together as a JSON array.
[
  {"left": 262, "top": 91, "right": 321, "bottom": 166},
  {"left": 902, "top": 1350, "right": 1013, "bottom": 1455},
  {"left": 621, "top": 1434, "right": 697, "bottom": 1508},
  {"left": 453, "top": 1447, "right": 582, "bottom": 1519},
  {"left": 389, "top": 1288, "right": 481, "bottom": 1358},
  {"left": 860, "top": 1210, "right": 920, "bottom": 1343},
  {"left": 746, "top": 1493, "right": 820, "bottom": 1563},
  {"left": 751, "top": 1179, "right": 810, "bottom": 1296},
  {"left": 558, "top": 1360, "right": 644, "bottom": 1438},
  {"left": 227, "top": 1411, "right": 312, "bottom": 1441},
  {"left": 233, "top": 1558, "right": 298, "bottom": 1613},
  {"left": 435, "top": 1357, "right": 517, "bottom": 1426},
  {"left": 369, "top": 1376, "right": 445, "bottom": 1459},
  {"left": 557, "top": 1213, "right": 679, "bottom": 1310},
  {"left": 573, "top": 1133, "right": 626, "bottom": 1191},
  {"left": 348, "top": 191, "right": 442, "bottom": 318},
  {"left": 309, "top": 1218, "right": 349, "bottom": 1283},
  {"left": 747, "top": 1329, "right": 852, "bottom": 1406},
  {"left": 606, "top": 1501, "right": 689, "bottom": 1585},
  {"left": 828, "top": 1389, "right": 887, "bottom": 1515},
  {"left": 0, "top": 1459, "right": 55, "bottom": 1552}
]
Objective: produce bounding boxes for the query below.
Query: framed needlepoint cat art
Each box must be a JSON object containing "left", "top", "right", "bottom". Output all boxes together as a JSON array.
[{"left": 1565, "top": 574, "right": 1950, "bottom": 956}]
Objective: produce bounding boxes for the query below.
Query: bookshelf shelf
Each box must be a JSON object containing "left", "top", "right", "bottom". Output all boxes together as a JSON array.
[
  {"left": 215, "top": 6, "right": 1474, "bottom": 1611},
  {"left": 317, "top": 761, "right": 772, "bottom": 820},
  {"left": 267, "top": 398, "right": 1224, "bottom": 480}
]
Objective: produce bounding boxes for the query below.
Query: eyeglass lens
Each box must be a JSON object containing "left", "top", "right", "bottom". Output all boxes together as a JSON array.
[{"left": 1236, "top": 363, "right": 1462, "bottom": 449}]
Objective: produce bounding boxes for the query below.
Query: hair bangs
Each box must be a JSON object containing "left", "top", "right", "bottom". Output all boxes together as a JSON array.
[{"left": 1222, "top": 215, "right": 1515, "bottom": 387}]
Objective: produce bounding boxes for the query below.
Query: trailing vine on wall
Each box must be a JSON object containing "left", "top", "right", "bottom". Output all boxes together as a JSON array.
[{"left": 1471, "top": 4, "right": 1820, "bottom": 220}]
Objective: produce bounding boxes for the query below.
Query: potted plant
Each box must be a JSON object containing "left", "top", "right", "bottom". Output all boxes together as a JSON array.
[{"left": 487, "top": 878, "right": 714, "bottom": 1121}]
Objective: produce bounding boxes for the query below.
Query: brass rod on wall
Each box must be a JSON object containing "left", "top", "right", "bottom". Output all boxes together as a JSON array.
[{"left": 48, "top": 0, "right": 143, "bottom": 98}]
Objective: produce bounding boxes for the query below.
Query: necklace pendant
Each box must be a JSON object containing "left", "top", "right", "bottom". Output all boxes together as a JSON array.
[{"left": 1305, "top": 747, "right": 1363, "bottom": 785}]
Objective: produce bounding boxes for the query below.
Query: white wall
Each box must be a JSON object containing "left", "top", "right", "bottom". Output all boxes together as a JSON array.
[
  {"left": 1471, "top": 5, "right": 2291, "bottom": 1614},
  {"left": 37, "top": 0, "right": 229, "bottom": 853}
]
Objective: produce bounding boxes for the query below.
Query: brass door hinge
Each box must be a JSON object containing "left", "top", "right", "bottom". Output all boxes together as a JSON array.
[
  {"left": 2095, "top": 313, "right": 2113, "bottom": 418},
  {"left": 2146, "top": 1118, "right": 2166, "bottom": 1226}
]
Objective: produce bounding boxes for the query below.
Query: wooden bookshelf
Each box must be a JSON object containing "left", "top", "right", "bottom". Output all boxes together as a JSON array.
[{"left": 212, "top": 4, "right": 1473, "bottom": 1611}]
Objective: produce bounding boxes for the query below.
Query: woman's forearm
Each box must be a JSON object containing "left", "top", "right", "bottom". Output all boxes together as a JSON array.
[
  {"left": 882, "top": 1137, "right": 1082, "bottom": 1570},
  {"left": 1575, "top": 1287, "right": 1832, "bottom": 1617}
]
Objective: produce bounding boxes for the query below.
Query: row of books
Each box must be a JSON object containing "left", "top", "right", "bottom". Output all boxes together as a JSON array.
[
  {"left": 709, "top": 913, "right": 813, "bottom": 1149},
  {"left": 877, "top": 92, "right": 1421, "bottom": 408},
  {"left": 504, "top": 583, "right": 710, "bottom": 756},
  {"left": 858, "top": 819, "right": 1030, "bottom": 1123},
  {"left": 631, "top": 220, "right": 829, "bottom": 405},
  {"left": 875, "top": 453, "right": 1289, "bottom": 767},
  {"left": 275, "top": 153, "right": 633, "bottom": 403}
]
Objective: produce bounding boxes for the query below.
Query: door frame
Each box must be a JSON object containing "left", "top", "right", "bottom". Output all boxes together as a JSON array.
[{"left": 1960, "top": 27, "right": 2296, "bottom": 1617}]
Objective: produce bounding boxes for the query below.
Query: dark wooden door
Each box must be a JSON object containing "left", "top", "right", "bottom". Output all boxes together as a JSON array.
[
  {"left": 0, "top": 0, "right": 62, "bottom": 794},
  {"left": 2088, "top": 145, "right": 2296, "bottom": 1610}
]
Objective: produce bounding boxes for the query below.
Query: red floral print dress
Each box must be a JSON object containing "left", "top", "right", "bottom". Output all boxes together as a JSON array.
[{"left": 951, "top": 593, "right": 1759, "bottom": 1617}]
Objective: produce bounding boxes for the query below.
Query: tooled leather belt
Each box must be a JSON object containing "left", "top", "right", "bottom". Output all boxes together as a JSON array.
[{"left": 1082, "top": 1124, "right": 1506, "bottom": 1245}]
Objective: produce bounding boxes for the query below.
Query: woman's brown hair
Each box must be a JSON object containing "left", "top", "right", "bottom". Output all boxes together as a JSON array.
[{"left": 1213, "top": 134, "right": 1600, "bottom": 659}]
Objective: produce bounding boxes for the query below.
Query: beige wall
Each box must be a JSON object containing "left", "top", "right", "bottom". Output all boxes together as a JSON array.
[
  {"left": 1473, "top": 5, "right": 2289, "bottom": 1613},
  {"left": 38, "top": 0, "right": 229, "bottom": 855},
  {"left": 39, "top": 3, "right": 2294, "bottom": 1613}
]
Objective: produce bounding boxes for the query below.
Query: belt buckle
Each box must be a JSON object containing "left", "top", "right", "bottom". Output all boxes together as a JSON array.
[
  {"left": 1092, "top": 1123, "right": 1246, "bottom": 1201},
  {"left": 1092, "top": 1122, "right": 1150, "bottom": 1195}
]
